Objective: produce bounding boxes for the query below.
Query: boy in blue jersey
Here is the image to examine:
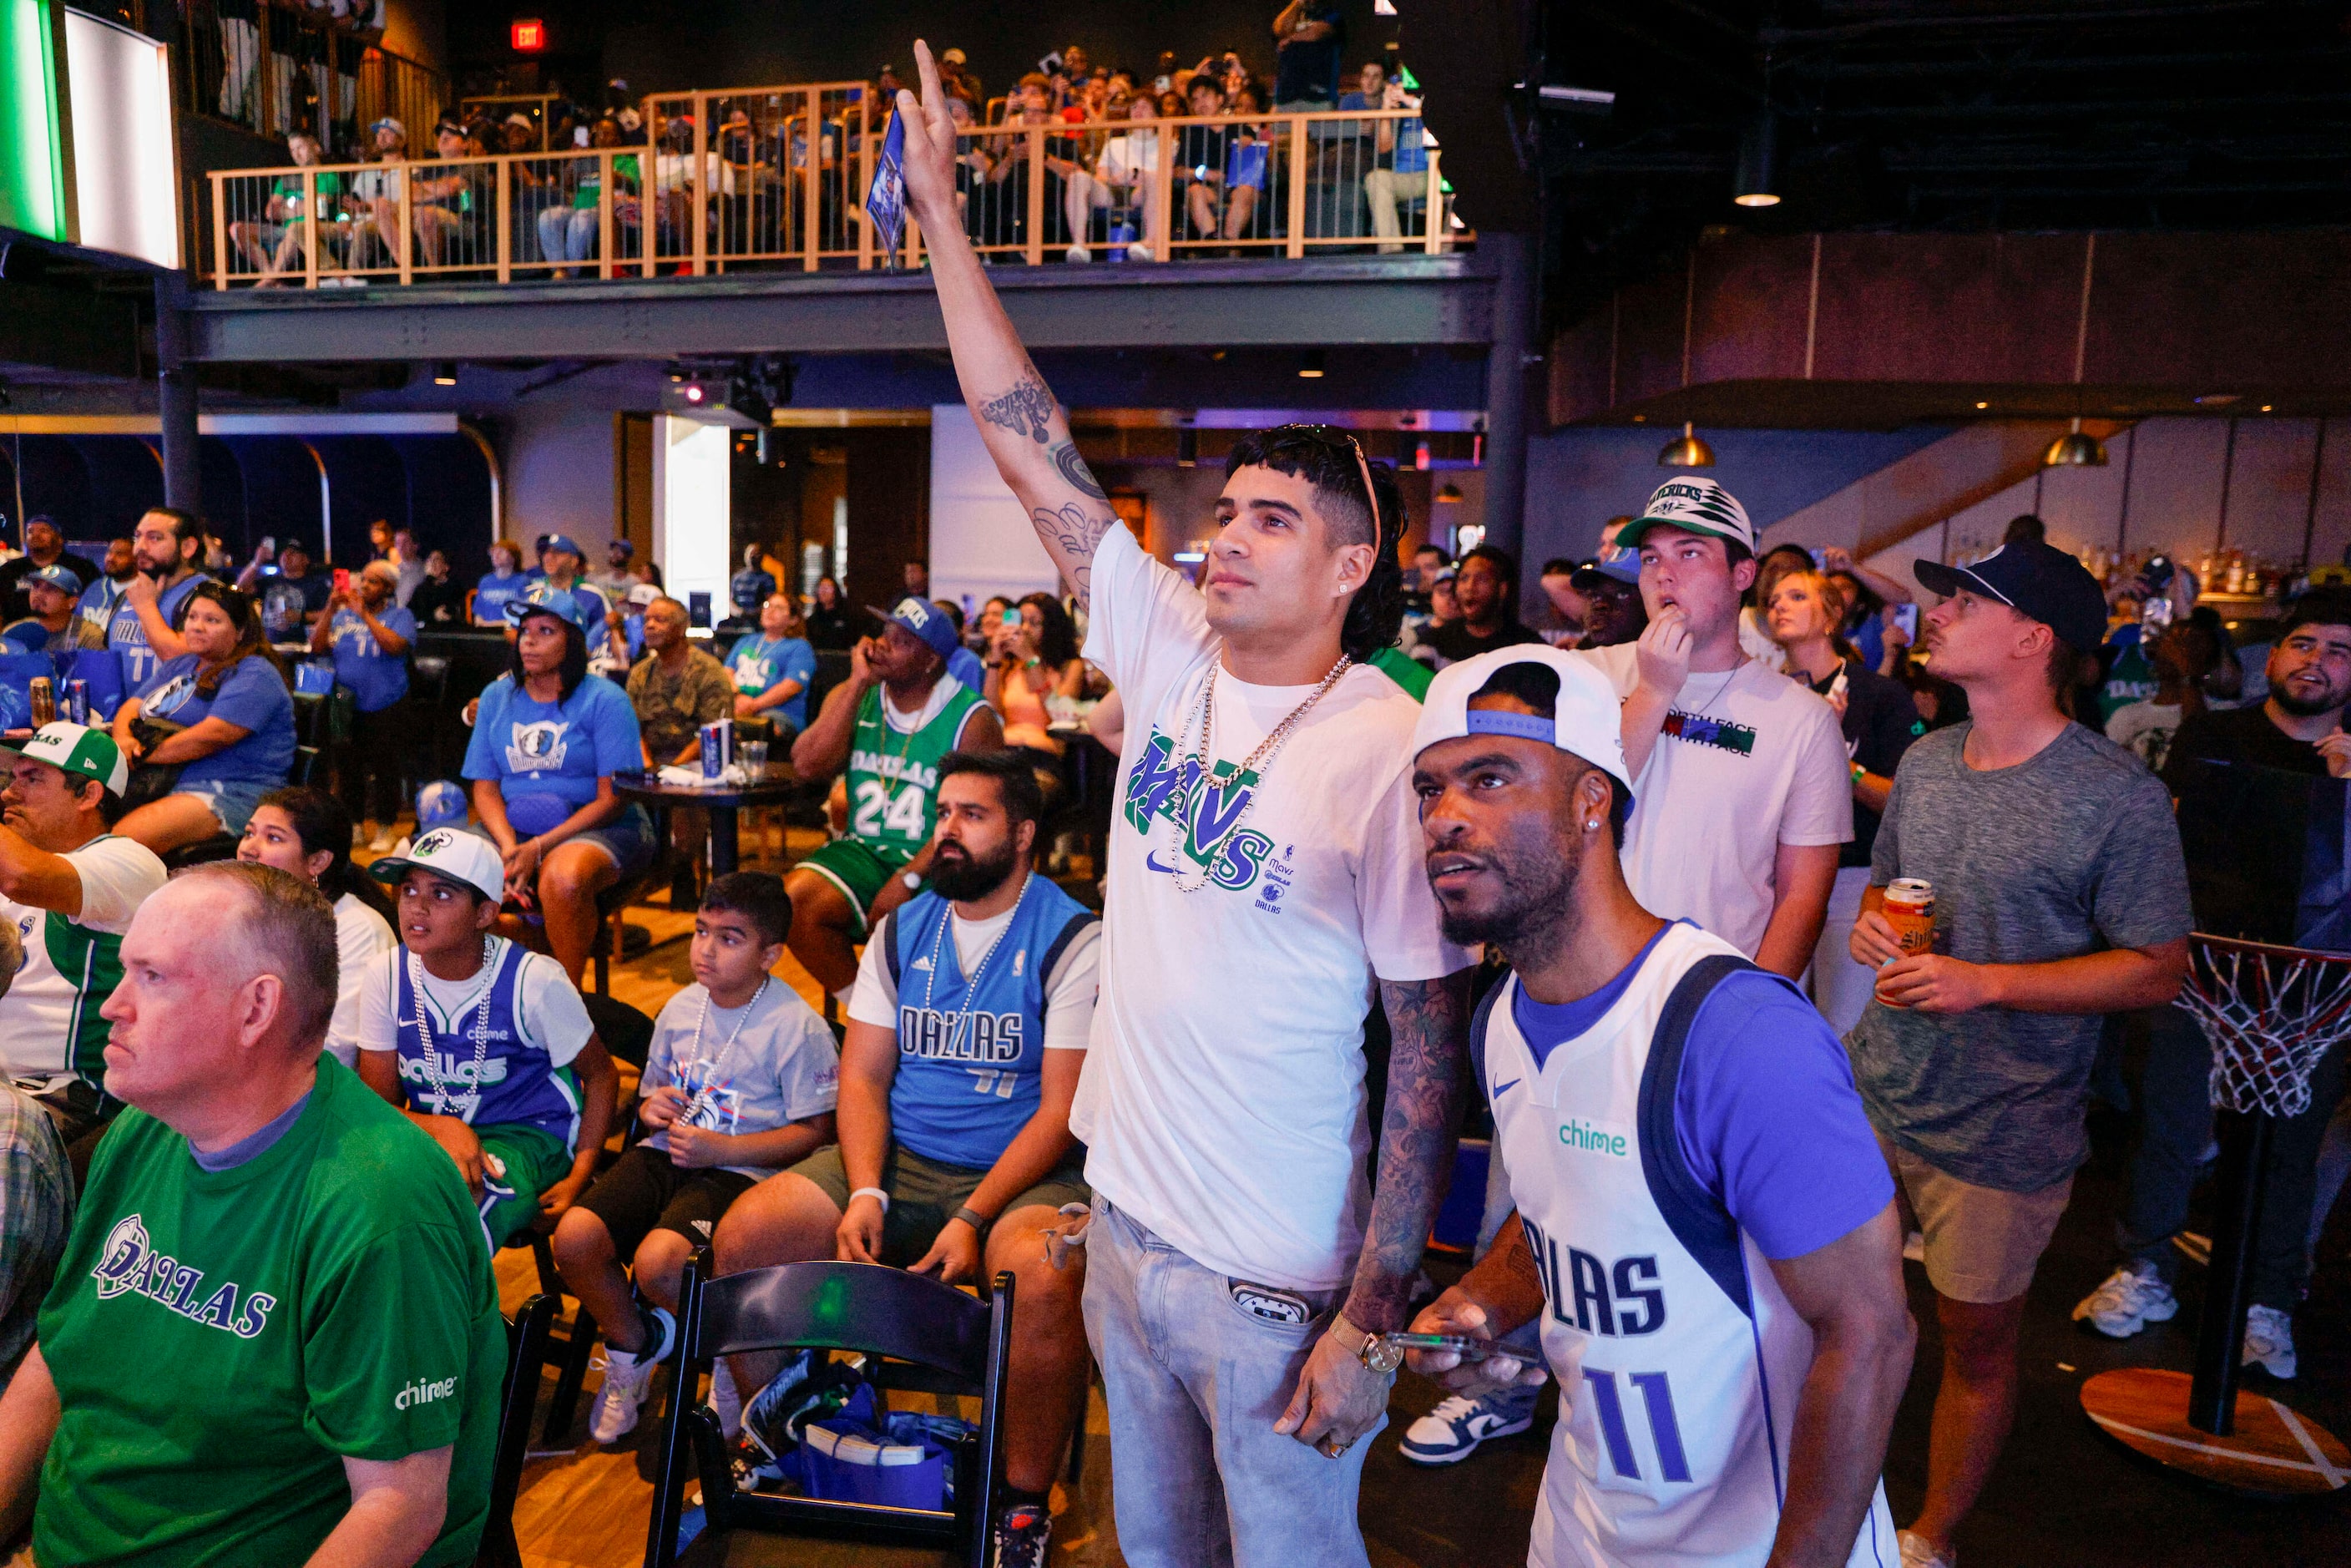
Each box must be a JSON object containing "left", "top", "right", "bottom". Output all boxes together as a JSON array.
[
  {"left": 713, "top": 750, "right": 1099, "bottom": 1568},
  {"left": 1400, "top": 647, "right": 1913, "bottom": 1568},
  {"left": 353, "top": 827, "right": 619, "bottom": 1250},
  {"left": 554, "top": 873, "right": 838, "bottom": 1444}
]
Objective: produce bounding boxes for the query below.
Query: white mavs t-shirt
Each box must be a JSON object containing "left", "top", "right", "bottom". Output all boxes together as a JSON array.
[
  {"left": 1077, "top": 524, "right": 1468, "bottom": 1291},
  {"left": 1576, "top": 644, "right": 1852, "bottom": 956},
  {"left": 0, "top": 834, "right": 168, "bottom": 1092}
]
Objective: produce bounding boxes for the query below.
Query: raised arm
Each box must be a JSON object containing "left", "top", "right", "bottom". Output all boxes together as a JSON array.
[{"left": 897, "top": 41, "right": 1119, "bottom": 608}]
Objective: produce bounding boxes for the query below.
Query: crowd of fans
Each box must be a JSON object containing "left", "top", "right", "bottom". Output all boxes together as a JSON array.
[{"left": 224, "top": 3, "right": 1435, "bottom": 282}]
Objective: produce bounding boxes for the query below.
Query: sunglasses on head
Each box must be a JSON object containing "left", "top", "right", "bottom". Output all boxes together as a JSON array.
[{"left": 1264, "top": 424, "right": 1381, "bottom": 532}]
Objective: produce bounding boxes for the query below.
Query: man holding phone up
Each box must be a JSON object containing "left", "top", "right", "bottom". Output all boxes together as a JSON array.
[{"left": 1401, "top": 645, "right": 1913, "bottom": 1568}]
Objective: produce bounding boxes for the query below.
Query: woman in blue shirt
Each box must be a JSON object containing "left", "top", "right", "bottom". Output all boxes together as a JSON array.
[
  {"left": 463, "top": 594, "right": 653, "bottom": 983},
  {"left": 110, "top": 581, "right": 297, "bottom": 854},
  {"left": 473, "top": 540, "right": 533, "bottom": 626},
  {"left": 726, "top": 592, "right": 817, "bottom": 739},
  {"left": 310, "top": 559, "right": 417, "bottom": 852}
]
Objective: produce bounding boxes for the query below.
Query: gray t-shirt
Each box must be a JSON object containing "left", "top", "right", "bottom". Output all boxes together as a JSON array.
[
  {"left": 640, "top": 981, "right": 842, "bottom": 1178},
  {"left": 1846, "top": 721, "right": 2191, "bottom": 1191}
]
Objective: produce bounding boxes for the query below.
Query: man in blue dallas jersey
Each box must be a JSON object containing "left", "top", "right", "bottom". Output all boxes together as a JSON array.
[
  {"left": 713, "top": 748, "right": 1098, "bottom": 1568},
  {"left": 1401, "top": 645, "right": 1913, "bottom": 1568}
]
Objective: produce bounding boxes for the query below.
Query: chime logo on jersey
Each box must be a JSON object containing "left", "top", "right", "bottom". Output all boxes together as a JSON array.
[
  {"left": 897, "top": 1004, "right": 1024, "bottom": 1065},
  {"left": 1120, "top": 729, "right": 1279, "bottom": 893},
  {"left": 89, "top": 1212, "right": 278, "bottom": 1338},
  {"left": 505, "top": 720, "right": 569, "bottom": 773}
]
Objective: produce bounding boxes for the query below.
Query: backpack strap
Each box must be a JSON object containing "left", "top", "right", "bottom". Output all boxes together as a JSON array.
[
  {"left": 1038, "top": 909, "right": 1098, "bottom": 989},
  {"left": 1635, "top": 952, "right": 1774, "bottom": 1317}
]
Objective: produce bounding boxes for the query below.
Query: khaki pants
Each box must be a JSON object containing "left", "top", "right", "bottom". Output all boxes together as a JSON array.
[
  {"left": 1877, "top": 1132, "right": 2073, "bottom": 1304},
  {"left": 1364, "top": 167, "right": 1415, "bottom": 254}
]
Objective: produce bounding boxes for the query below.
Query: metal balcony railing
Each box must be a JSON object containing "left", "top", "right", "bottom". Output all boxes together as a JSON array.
[
  {"left": 202, "top": 92, "right": 1463, "bottom": 288},
  {"left": 183, "top": 0, "right": 444, "bottom": 162}
]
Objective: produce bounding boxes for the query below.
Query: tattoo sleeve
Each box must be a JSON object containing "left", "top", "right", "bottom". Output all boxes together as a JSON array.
[
  {"left": 978, "top": 372, "right": 1057, "bottom": 443},
  {"left": 1033, "top": 502, "right": 1113, "bottom": 610},
  {"left": 1051, "top": 440, "right": 1110, "bottom": 499},
  {"left": 1347, "top": 968, "right": 1477, "bottom": 1332}
]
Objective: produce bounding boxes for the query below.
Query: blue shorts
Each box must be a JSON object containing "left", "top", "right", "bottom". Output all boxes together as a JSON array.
[
  {"left": 464, "top": 803, "right": 656, "bottom": 884},
  {"left": 179, "top": 776, "right": 273, "bottom": 836}
]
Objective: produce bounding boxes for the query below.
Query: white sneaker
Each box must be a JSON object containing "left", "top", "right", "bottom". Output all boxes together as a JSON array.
[
  {"left": 1065, "top": 244, "right": 1091, "bottom": 263},
  {"left": 2071, "top": 1262, "right": 2177, "bottom": 1338},
  {"left": 589, "top": 1306, "right": 676, "bottom": 1443},
  {"left": 1396, "top": 1385, "right": 1539, "bottom": 1465},
  {"left": 2242, "top": 1304, "right": 2298, "bottom": 1379},
  {"left": 1898, "top": 1529, "right": 1954, "bottom": 1568},
  {"left": 1125, "top": 242, "right": 1153, "bottom": 261}
]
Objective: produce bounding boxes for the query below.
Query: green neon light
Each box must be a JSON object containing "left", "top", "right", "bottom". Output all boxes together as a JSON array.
[{"left": 0, "top": 0, "right": 66, "bottom": 240}]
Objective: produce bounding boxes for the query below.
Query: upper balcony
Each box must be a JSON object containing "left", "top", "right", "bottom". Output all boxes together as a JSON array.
[{"left": 185, "top": 85, "right": 1490, "bottom": 365}]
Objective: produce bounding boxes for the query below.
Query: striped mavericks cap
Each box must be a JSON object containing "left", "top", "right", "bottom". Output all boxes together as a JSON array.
[{"left": 1615, "top": 476, "right": 1756, "bottom": 554}]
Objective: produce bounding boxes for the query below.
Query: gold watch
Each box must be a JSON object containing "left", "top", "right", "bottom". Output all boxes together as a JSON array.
[{"left": 1331, "top": 1311, "right": 1403, "bottom": 1375}]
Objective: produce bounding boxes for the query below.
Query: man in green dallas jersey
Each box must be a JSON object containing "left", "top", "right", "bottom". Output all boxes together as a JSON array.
[
  {"left": 787, "top": 596, "right": 1004, "bottom": 1005},
  {"left": 0, "top": 862, "right": 506, "bottom": 1567}
]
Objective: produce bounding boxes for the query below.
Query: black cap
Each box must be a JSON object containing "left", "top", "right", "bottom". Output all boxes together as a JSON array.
[{"left": 1913, "top": 540, "right": 2106, "bottom": 652}]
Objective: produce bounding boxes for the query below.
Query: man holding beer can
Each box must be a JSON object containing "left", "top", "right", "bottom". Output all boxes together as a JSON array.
[{"left": 1843, "top": 538, "right": 2190, "bottom": 1568}]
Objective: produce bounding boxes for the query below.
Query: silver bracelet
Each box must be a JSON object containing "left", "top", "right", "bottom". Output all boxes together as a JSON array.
[{"left": 849, "top": 1186, "right": 891, "bottom": 1214}]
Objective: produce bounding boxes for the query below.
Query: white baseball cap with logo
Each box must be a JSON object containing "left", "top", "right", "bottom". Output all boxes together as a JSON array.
[
  {"left": 1615, "top": 476, "right": 1757, "bottom": 555},
  {"left": 366, "top": 827, "right": 507, "bottom": 903},
  {"left": 1410, "top": 645, "right": 1636, "bottom": 797},
  {"left": 3, "top": 722, "right": 129, "bottom": 796}
]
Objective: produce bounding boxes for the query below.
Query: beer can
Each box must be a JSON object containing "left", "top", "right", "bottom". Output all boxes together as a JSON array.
[
  {"left": 698, "top": 718, "right": 733, "bottom": 779},
  {"left": 1883, "top": 878, "right": 1936, "bottom": 958},
  {"left": 28, "top": 677, "right": 54, "bottom": 729},
  {"left": 64, "top": 680, "right": 87, "bottom": 725}
]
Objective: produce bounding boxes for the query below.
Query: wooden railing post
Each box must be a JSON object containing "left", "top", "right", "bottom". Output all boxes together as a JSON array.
[
  {"left": 1286, "top": 114, "right": 1309, "bottom": 258},
  {"left": 598, "top": 150, "right": 614, "bottom": 281},
  {"left": 396, "top": 164, "right": 412, "bottom": 285},
  {"left": 255, "top": 4, "right": 276, "bottom": 136},
  {"left": 801, "top": 95, "right": 820, "bottom": 272},
  {"left": 302, "top": 169, "right": 319, "bottom": 288},
  {"left": 856, "top": 94, "right": 876, "bottom": 271},
  {"left": 1423, "top": 149, "right": 1443, "bottom": 255},
  {"left": 496, "top": 154, "right": 513, "bottom": 283},
  {"left": 1025, "top": 124, "right": 1044, "bottom": 267},
  {"left": 691, "top": 97, "right": 710, "bottom": 277},
  {"left": 210, "top": 173, "right": 229, "bottom": 289}
]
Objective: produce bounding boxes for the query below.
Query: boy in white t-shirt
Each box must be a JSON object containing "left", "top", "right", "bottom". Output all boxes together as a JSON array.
[
  {"left": 1577, "top": 478, "right": 1851, "bottom": 973},
  {"left": 554, "top": 872, "right": 838, "bottom": 1443},
  {"left": 894, "top": 45, "right": 1476, "bottom": 1565}
]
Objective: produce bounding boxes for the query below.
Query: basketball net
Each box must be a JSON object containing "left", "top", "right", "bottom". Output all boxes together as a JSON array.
[{"left": 2180, "top": 933, "right": 2351, "bottom": 1118}]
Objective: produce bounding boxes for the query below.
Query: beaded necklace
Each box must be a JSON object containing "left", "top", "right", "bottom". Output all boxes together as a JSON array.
[
  {"left": 408, "top": 934, "right": 500, "bottom": 1123},
  {"left": 923, "top": 873, "right": 1032, "bottom": 1034},
  {"left": 1163, "top": 654, "right": 1350, "bottom": 893},
  {"left": 677, "top": 974, "right": 771, "bottom": 1125}
]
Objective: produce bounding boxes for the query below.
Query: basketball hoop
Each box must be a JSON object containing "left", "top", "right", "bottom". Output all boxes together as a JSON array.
[
  {"left": 2080, "top": 932, "right": 2351, "bottom": 1494},
  {"left": 2178, "top": 933, "right": 2351, "bottom": 1118}
]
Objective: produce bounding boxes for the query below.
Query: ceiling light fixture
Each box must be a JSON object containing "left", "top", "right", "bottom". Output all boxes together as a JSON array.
[
  {"left": 1975, "top": 401, "right": 1990, "bottom": 411},
  {"left": 2043, "top": 235, "right": 2107, "bottom": 468},
  {"left": 1435, "top": 482, "right": 1464, "bottom": 503},
  {"left": 1659, "top": 254, "right": 1716, "bottom": 467},
  {"left": 1732, "top": 111, "right": 1780, "bottom": 208},
  {"left": 1298, "top": 350, "right": 1327, "bottom": 379},
  {"left": 432, "top": 362, "right": 458, "bottom": 386}
]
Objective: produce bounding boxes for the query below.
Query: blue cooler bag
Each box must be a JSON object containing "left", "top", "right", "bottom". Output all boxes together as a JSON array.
[{"left": 777, "top": 1383, "right": 969, "bottom": 1510}]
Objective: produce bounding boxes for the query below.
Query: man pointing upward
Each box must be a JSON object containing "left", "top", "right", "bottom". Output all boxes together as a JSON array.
[{"left": 888, "top": 41, "right": 1477, "bottom": 1568}]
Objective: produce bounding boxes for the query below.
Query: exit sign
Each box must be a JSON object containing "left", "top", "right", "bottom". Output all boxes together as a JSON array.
[{"left": 510, "top": 18, "right": 544, "bottom": 51}]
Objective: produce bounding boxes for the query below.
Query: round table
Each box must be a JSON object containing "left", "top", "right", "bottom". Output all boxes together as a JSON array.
[{"left": 611, "top": 771, "right": 798, "bottom": 876}]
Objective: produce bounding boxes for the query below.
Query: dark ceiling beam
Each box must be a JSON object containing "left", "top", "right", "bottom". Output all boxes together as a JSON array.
[
  {"left": 1786, "top": 45, "right": 2351, "bottom": 78},
  {"left": 1825, "top": 92, "right": 2351, "bottom": 120},
  {"left": 1576, "top": 10, "right": 1767, "bottom": 107},
  {"left": 1760, "top": 3, "right": 2278, "bottom": 46}
]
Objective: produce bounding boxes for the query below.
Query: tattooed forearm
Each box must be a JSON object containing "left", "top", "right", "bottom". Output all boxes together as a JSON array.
[
  {"left": 1032, "top": 503, "right": 1111, "bottom": 608},
  {"left": 1051, "top": 440, "right": 1109, "bottom": 500},
  {"left": 1347, "top": 968, "right": 1476, "bottom": 1331},
  {"left": 1454, "top": 1214, "right": 1548, "bottom": 1337},
  {"left": 978, "top": 372, "right": 1057, "bottom": 443}
]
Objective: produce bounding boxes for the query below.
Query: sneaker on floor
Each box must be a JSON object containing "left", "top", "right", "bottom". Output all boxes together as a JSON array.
[
  {"left": 2243, "top": 1304, "right": 2298, "bottom": 1379},
  {"left": 740, "top": 1348, "right": 824, "bottom": 1465},
  {"left": 1065, "top": 244, "right": 1091, "bottom": 263},
  {"left": 993, "top": 1500, "right": 1053, "bottom": 1568},
  {"left": 709, "top": 1357, "right": 743, "bottom": 1443},
  {"left": 2071, "top": 1262, "right": 2177, "bottom": 1338},
  {"left": 1397, "top": 1384, "right": 1540, "bottom": 1466},
  {"left": 1898, "top": 1529, "right": 1954, "bottom": 1568},
  {"left": 588, "top": 1305, "right": 677, "bottom": 1444},
  {"left": 1126, "top": 242, "right": 1154, "bottom": 261}
]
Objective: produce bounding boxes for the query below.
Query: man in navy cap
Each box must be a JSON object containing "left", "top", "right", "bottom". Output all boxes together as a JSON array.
[
  {"left": 1843, "top": 538, "right": 2190, "bottom": 1568},
  {"left": 783, "top": 597, "right": 1003, "bottom": 1005},
  {"left": 529, "top": 535, "right": 609, "bottom": 635},
  {"left": 0, "top": 520, "right": 99, "bottom": 626},
  {"left": 2, "top": 567, "right": 88, "bottom": 655}
]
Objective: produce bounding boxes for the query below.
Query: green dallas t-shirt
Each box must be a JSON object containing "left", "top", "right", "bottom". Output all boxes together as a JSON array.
[{"left": 34, "top": 1056, "right": 506, "bottom": 1568}]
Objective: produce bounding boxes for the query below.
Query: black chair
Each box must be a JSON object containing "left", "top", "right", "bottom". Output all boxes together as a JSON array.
[
  {"left": 645, "top": 1255, "right": 1013, "bottom": 1568},
  {"left": 476, "top": 1291, "right": 559, "bottom": 1568}
]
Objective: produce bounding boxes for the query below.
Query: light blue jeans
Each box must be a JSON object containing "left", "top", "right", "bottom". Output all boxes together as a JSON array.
[
  {"left": 537, "top": 206, "right": 598, "bottom": 264},
  {"left": 1082, "top": 1198, "right": 1379, "bottom": 1568}
]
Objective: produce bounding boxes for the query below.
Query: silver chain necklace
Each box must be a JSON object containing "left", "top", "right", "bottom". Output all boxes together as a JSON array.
[
  {"left": 408, "top": 935, "right": 499, "bottom": 1123},
  {"left": 1679, "top": 661, "right": 1743, "bottom": 720},
  {"left": 1163, "top": 652, "right": 1350, "bottom": 893},
  {"left": 679, "top": 974, "right": 771, "bottom": 1123}
]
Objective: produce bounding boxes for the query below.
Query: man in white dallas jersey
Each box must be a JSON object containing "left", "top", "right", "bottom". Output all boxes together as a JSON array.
[
  {"left": 1403, "top": 645, "right": 1913, "bottom": 1568},
  {"left": 896, "top": 41, "right": 1474, "bottom": 1565}
]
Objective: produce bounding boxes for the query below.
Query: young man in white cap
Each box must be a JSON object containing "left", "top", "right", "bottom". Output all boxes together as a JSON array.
[
  {"left": 1582, "top": 478, "right": 1850, "bottom": 977},
  {"left": 1402, "top": 645, "right": 1913, "bottom": 1568},
  {"left": 1848, "top": 540, "right": 2188, "bottom": 1568},
  {"left": 888, "top": 44, "right": 1476, "bottom": 1566},
  {"left": 0, "top": 723, "right": 165, "bottom": 1170}
]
